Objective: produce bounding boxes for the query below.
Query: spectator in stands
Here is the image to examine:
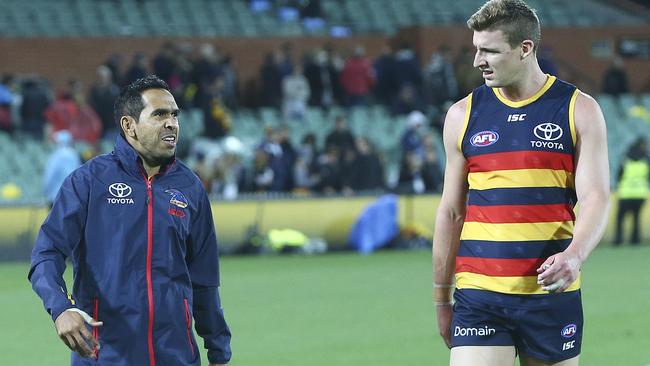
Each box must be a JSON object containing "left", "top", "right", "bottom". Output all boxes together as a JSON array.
[
  {"left": 325, "top": 115, "right": 355, "bottom": 155},
  {"left": 278, "top": 42, "right": 295, "bottom": 80},
  {"left": 282, "top": 65, "right": 311, "bottom": 122},
  {"left": 89, "top": 65, "right": 120, "bottom": 139},
  {"left": 45, "top": 79, "right": 102, "bottom": 144},
  {"left": 104, "top": 53, "right": 124, "bottom": 86},
  {"left": 259, "top": 51, "right": 283, "bottom": 108},
  {"left": 152, "top": 41, "right": 176, "bottom": 85},
  {"left": 192, "top": 150, "right": 216, "bottom": 192},
  {"left": 324, "top": 44, "right": 345, "bottom": 104},
  {"left": 124, "top": 52, "right": 149, "bottom": 85},
  {"left": 212, "top": 137, "right": 248, "bottom": 200},
  {"left": 257, "top": 125, "right": 295, "bottom": 192},
  {"left": 351, "top": 137, "right": 385, "bottom": 192},
  {"left": 316, "top": 146, "right": 342, "bottom": 194},
  {"left": 294, "top": 133, "right": 320, "bottom": 192},
  {"left": 373, "top": 44, "right": 397, "bottom": 107},
  {"left": 615, "top": 137, "right": 650, "bottom": 245},
  {"left": 42, "top": 130, "right": 81, "bottom": 208},
  {"left": 391, "top": 83, "right": 425, "bottom": 116},
  {"left": 20, "top": 76, "right": 51, "bottom": 140},
  {"left": 199, "top": 76, "right": 231, "bottom": 139},
  {"left": 272, "top": 125, "right": 297, "bottom": 192},
  {"left": 170, "top": 42, "right": 195, "bottom": 108},
  {"left": 391, "top": 42, "right": 424, "bottom": 115},
  {"left": 340, "top": 46, "right": 375, "bottom": 107},
  {"left": 303, "top": 48, "right": 336, "bottom": 112},
  {"left": 602, "top": 56, "right": 629, "bottom": 96},
  {"left": 421, "top": 135, "right": 443, "bottom": 192},
  {"left": 252, "top": 149, "right": 274, "bottom": 192},
  {"left": 339, "top": 147, "right": 357, "bottom": 195},
  {"left": 394, "top": 42, "right": 422, "bottom": 92},
  {"left": 424, "top": 45, "right": 458, "bottom": 110},
  {"left": 0, "top": 75, "right": 15, "bottom": 134},
  {"left": 397, "top": 152, "right": 427, "bottom": 194},
  {"left": 400, "top": 110, "right": 427, "bottom": 158},
  {"left": 192, "top": 43, "right": 222, "bottom": 104},
  {"left": 219, "top": 56, "right": 239, "bottom": 110}
]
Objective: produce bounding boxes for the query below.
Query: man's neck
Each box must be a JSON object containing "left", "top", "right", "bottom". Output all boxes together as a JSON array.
[
  {"left": 498, "top": 65, "right": 547, "bottom": 102},
  {"left": 140, "top": 157, "right": 161, "bottom": 179}
]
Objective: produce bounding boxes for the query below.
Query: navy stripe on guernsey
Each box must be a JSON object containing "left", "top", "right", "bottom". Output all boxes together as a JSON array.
[
  {"left": 458, "top": 239, "right": 572, "bottom": 259},
  {"left": 455, "top": 288, "right": 581, "bottom": 310},
  {"left": 467, "top": 187, "right": 577, "bottom": 207}
]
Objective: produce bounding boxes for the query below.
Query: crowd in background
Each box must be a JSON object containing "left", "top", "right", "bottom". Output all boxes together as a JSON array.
[{"left": 0, "top": 39, "right": 642, "bottom": 199}]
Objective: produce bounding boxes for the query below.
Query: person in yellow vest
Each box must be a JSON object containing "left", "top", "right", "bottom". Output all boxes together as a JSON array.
[{"left": 615, "top": 137, "right": 650, "bottom": 245}]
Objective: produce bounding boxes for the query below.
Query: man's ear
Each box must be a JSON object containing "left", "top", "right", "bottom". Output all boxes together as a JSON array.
[
  {"left": 521, "top": 40, "right": 535, "bottom": 59},
  {"left": 121, "top": 116, "right": 137, "bottom": 139}
]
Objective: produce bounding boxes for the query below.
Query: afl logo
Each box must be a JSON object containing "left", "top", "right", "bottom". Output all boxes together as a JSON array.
[
  {"left": 561, "top": 324, "right": 577, "bottom": 338},
  {"left": 470, "top": 131, "right": 499, "bottom": 147},
  {"left": 109, "top": 183, "right": 132, "bottom": 198},
  {"left": 534, "top": 123, "right": 563, "bottom": 141}
]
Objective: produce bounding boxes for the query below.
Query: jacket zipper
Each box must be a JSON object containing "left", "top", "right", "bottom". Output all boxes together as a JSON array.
[
  {"left": 93, "top": 298, "right": 100, "bottom": 359},
  {"left": 183, "top": 299, "right": 195, "bottom": 357},
  {"left": 145, "top": 176, "right": 156, "bottom": 366}
]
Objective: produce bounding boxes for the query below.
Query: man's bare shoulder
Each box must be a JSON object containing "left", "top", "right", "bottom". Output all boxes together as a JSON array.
[
  {"left": 443, "top": 95, "right": 471, "bottom": 143},
  {"left": 573, "top": 91, "right": 606, "bottom": 133},
  {"left": 445, "top": 95, "right": 471, "bottom": 127}
]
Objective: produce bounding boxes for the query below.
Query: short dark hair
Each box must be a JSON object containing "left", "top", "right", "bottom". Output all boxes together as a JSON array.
[
  {"left": 114, "top": 75, "right": 171, "bottom": 136},
  {"left": 467, "top": 0, "right": 541, "bottom": 52}
]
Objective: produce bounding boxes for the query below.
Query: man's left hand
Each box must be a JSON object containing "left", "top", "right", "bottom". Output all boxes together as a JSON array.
[{"left": 536, "top": 250, "right": 581, "bottom": 293}]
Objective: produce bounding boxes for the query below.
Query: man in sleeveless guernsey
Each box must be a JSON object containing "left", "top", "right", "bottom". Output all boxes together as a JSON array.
[{"left": 432, "top": 1, "right": 610, "bottom": 365}]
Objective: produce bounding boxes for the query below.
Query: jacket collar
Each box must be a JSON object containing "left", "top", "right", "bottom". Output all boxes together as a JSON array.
[{"left": 114, "top": 135, "right": 176, "bottom": 179}]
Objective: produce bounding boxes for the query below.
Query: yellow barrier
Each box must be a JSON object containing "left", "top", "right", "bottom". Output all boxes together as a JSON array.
[{"left": 0, "top": 194, "right": 640, "bottom": 251}]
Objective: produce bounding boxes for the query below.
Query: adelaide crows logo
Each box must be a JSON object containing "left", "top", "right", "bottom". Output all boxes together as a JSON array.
[{"left": 165, "top": 189, "right": 188, "bottom": 208}]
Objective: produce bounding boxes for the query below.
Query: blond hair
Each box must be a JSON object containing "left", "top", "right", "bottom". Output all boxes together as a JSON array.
[{"left": 467, "top": 0, "right": 541, "bottom": 51}]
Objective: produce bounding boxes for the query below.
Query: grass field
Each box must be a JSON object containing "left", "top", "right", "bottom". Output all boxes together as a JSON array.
[{"left": 1, "top": 245, "right": 649, "bottom": 365}]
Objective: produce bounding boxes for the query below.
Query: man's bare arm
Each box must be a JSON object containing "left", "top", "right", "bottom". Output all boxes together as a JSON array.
[{"left": 433, "top": 96, "right": 470, "bottom": 346}]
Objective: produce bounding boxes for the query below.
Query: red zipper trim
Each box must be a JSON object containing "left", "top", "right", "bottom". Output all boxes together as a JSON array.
[
  {"left": 93, "top": 298, "right": 100, "bottom": 359},
  {"left": 145, "top": 176, "right": 156, "bottom": 366},
  {"left": 183, "top": 299, "right": 195, "bottom": 357}
]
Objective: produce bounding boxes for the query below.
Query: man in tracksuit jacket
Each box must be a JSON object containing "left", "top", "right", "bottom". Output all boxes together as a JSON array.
[{"left": 29, "top": 76, "right": 231, "bottom": 365}]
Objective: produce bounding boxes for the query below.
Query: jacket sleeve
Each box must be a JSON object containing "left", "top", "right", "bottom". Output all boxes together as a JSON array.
[
  {"left": 188, "top": 190, "right": 232, "bottom": 364},
  {"left": 28, "top": 169, "right": 88, "bottom": 322}
]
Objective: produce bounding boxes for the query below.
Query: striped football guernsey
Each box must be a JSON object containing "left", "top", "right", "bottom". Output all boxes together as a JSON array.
[{"left": 456, "top": 75, "right": 581, "bottom": 295}]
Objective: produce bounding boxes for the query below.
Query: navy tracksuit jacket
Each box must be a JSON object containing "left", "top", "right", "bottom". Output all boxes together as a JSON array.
[{"left": 29, "top": 136, "right": 231, "bottom": 365}]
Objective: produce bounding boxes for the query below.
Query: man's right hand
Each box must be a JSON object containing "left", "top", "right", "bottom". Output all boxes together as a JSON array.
[
  {"left": 436, "top": 303, "right": 453, "bottom": 348},
  {"left": 54, "top": 309, "right": 103, "bottom": 358}
]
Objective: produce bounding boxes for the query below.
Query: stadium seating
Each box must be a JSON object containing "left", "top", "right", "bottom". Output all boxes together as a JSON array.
[{"left": 0, "top": 0, "right": 645, "bottom": 38}]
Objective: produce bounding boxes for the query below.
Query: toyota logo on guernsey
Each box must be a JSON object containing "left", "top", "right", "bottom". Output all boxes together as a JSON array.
[
  {"left": 108, "top": 183, "right": 134, "bottom": 204},
  {"left": 470, "top": 131, "right": 499, "bottom": 147},
  {"left": 531, "top": 122, "right": 564, "bottom": 150}
]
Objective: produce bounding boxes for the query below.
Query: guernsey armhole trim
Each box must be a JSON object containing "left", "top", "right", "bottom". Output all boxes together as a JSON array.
[
  {"left": 568, "top": 89, "right": 580, "bottom": 146},
  {"left": 457, "top": 93, "right": 473, "bottom": 152}
]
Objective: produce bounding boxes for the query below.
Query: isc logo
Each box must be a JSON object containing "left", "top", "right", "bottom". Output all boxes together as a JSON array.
[
  {"left": 562, "top": 340, "right": 575, "bottom": 351},
  {"left": 507, "top": 113, "right": 526, "bottom": 122},
  {"left": 470, "top": 131, "right": 499, "bottom": 147}
]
